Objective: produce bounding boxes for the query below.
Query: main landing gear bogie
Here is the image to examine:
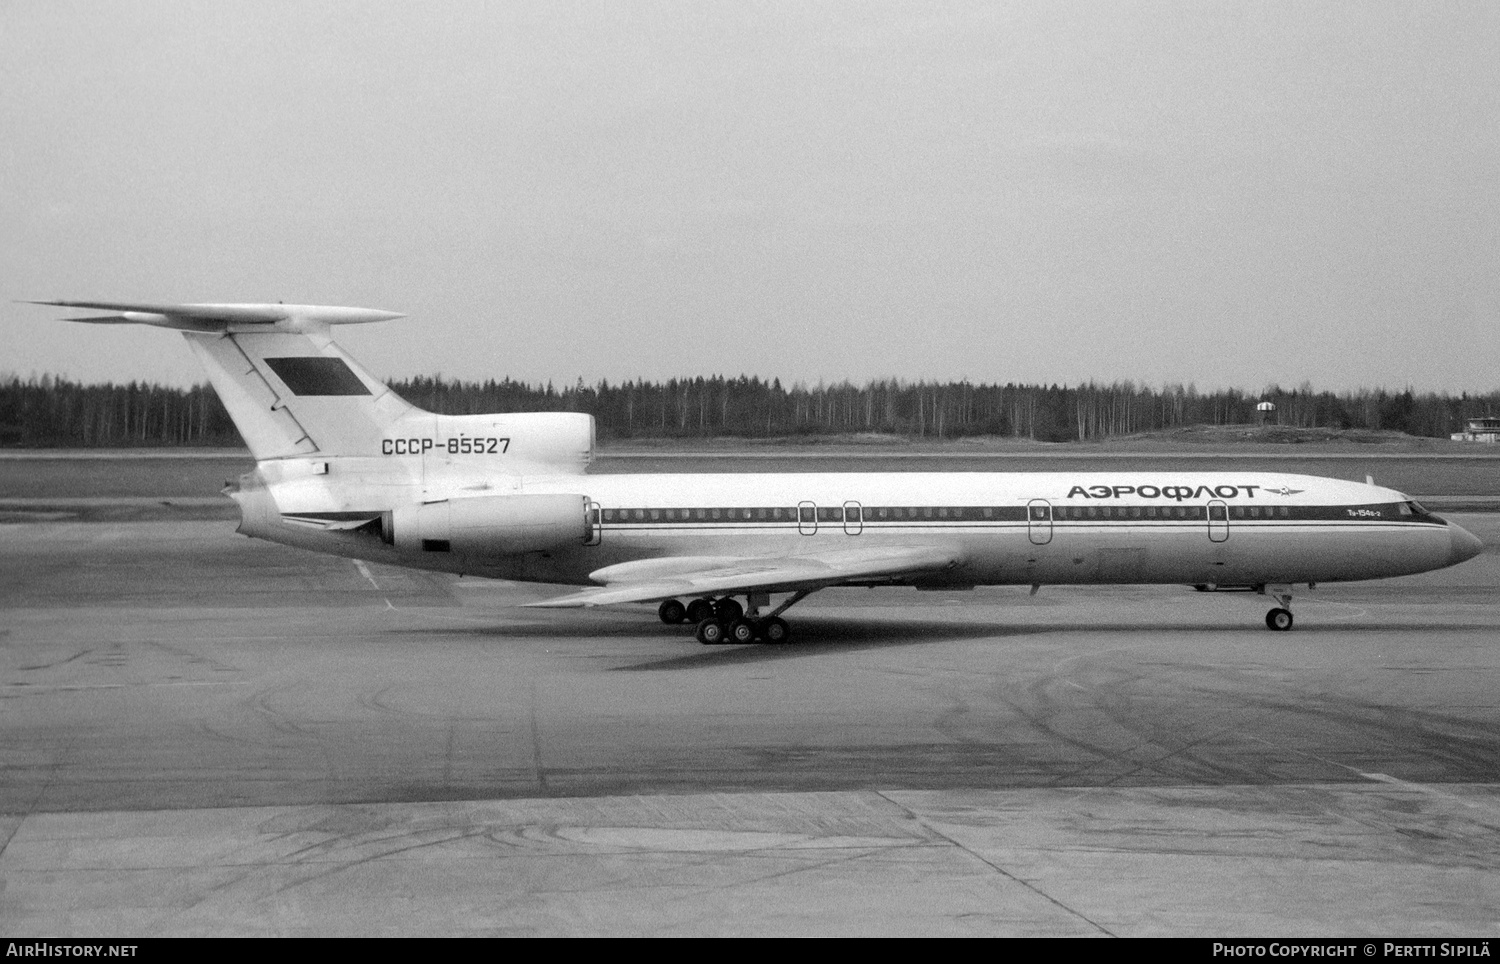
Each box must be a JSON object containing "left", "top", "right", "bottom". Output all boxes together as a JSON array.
[
  {"left": 695, "top": 614, "right": 791, "bottom": 646},
  {"left": 666, "top": 594, "right": 808, "bottom": 645}
]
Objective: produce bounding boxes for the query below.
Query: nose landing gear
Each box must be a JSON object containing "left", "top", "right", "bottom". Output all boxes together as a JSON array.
[{"left": 1263, "top": 584, "right": 1295, "bottom": 632}]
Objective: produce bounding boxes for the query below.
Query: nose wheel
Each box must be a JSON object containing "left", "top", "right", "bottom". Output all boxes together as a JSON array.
[{"left": 1263, "top": 584, "right": 1295, "bottom": 631}]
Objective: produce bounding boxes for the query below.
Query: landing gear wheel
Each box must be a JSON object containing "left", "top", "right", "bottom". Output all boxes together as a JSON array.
[
  {"left": 696, "top": 619, "right": 728, "bottom": 645},
  {"left": 686, "top": 598, "right": 715, "bottom": 623},
  {"left": 658, "top": 599, "right": 687, "bottom": 624},
  {"left": 728, "top": 618, "right": 759, "bottom": 644},
  {"left": 761, "top": 616, "right": 791, "bottom": 644},
  {"left": 714, "top": 597, "right": 744, "bottom": 621},
  {"left": 1265, "top": 608, "right": 1294, "bottom": 632}
]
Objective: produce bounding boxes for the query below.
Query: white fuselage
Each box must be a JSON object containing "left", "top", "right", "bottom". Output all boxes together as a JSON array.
[{"left": 233, "top": 464, "right": 1479, "bottom": 591}]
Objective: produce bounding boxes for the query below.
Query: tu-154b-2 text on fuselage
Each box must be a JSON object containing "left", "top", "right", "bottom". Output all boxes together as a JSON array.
[{"left": 36, "top": 301, "right": 1484, "bottom": 644}]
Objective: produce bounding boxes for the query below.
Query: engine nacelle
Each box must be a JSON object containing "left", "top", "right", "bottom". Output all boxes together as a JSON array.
[{"left": 383, "top": 494, "right": 591, "bottom": 556}]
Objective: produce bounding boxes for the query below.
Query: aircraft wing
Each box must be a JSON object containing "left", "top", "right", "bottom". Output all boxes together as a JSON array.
[{"left": 524, "top": 543, "right": 962, "bottom": 609}]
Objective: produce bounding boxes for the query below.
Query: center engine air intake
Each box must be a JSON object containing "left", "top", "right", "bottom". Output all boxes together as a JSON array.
[{"left": 382, "top": 494, "right": 591, "bottom": 555}]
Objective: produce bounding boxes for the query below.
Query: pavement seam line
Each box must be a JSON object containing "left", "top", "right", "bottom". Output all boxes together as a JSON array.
[
  {"left": 0, "top": 814, "right": 23, "bottom": 867},
  {"left": 874, "top": 790, "right": 1116, "bottom": 937},
  {"left": 1244, "top": 735, "right": 1495, "bottom": 812}
]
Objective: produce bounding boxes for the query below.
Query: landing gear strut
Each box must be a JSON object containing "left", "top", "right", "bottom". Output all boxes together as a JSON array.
[
  {"left": 672, "top": 590, "right": 814, "bottom": 645},
  {"left": 1262, "top": 584, "right": 1295, "bottom": 632}
]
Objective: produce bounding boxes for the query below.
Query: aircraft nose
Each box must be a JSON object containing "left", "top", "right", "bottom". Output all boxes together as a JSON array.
[{"left": 1449, "top": 522, "right": 1485, "bottom": 565}]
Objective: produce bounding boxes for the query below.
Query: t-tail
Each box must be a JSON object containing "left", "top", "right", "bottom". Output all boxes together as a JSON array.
[
  {"left": 32, "top": 301, "right": 597, "bottom": 571},
  {"left": 31, "top": 301, "right": 593, "bottom": 468}
]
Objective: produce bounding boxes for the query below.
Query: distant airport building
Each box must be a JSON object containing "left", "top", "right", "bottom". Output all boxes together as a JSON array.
[{"left": 1451, "top": 417, "right": 1500, "bottom": 443}]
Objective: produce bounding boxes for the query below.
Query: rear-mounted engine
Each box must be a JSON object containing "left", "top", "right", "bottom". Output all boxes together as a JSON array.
[{"left": 382, "top": 494, "right": 591, "bottom": 555}]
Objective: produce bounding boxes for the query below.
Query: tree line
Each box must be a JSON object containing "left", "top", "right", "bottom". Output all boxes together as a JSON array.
[{"left": 2, "top": 372, "right": 1497, "bottom": 448}]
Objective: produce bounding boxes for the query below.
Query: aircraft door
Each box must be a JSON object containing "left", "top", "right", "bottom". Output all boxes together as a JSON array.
[
  {"left": 585, "top": 501, "right": 601, "bottom": 546},
  {"left": 1027, "top": 499, "right": 1053, "bottom": 545},
  {"left": 798, "top": 501, "right": 817, "bottom": 536},
  {"left": 843, "top": 501, "right": 863, "bottom": 535},
  {"left": 1207, "top": 500, "right": 1229, "bottom": 542}
]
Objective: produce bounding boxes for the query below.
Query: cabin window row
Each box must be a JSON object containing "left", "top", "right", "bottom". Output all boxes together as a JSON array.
[
  {"left": 594, "top": 504, "right": 1299, "bottom": 523},
  {"left": 594, "top": 506, "right": 1013, "bottom": 522}
]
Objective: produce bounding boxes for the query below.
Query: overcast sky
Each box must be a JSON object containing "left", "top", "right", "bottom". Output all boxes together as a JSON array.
[{"left": 2, "top": 1, "right": 1497, "bottom": 393}]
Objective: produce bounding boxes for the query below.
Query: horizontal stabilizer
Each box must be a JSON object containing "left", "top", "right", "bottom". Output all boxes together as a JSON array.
[{"left": 27, "top": 300, "right": 404, "bottom": 332}]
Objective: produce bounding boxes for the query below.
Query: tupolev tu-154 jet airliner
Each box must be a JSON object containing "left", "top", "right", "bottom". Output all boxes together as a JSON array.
[{"left": 37, "top": 300, "right": 1484, "bottom": 644}]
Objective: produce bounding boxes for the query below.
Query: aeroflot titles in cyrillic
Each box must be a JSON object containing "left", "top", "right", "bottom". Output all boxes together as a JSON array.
[{"left": 1067, "top": 484, "right": 1261, "bottom": 500}]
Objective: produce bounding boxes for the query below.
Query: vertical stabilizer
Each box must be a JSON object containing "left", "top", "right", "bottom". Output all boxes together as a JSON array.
[
  {"left": 33, "top": 301, "right": 417, "bottom": 460},
  {"left": 183, "top": 326, "right": 416, "bottom": 460}
]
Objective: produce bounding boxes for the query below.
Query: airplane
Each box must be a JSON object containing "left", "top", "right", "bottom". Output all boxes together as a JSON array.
[{"left": 34, "top": 300, "right": 1485, "bottom": 643}]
